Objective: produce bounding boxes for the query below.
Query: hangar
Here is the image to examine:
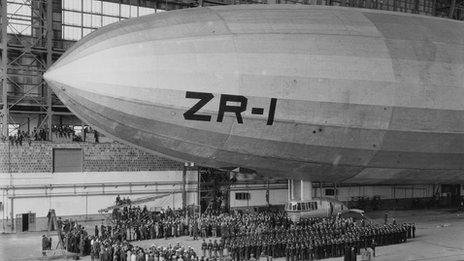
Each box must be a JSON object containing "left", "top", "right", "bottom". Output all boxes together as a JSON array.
[{"left": 0, "top": 0, "right": 463, "bottom": 260}]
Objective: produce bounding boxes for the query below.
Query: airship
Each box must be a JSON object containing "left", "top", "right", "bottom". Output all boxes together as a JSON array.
[{"left": 44, "top": 5, "right": 464, "bottom": 184}]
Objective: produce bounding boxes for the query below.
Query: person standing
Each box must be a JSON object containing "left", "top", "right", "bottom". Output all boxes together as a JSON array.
[
  {"left": 219, "top": 239, "right": 224, "bottom": 260},
  {"left": 213, "top": 240, "right": 219, "bottom": 258},
  {"left": 42, "top": 235, "right": 48, "bottom": 256},
  {"left": 193, "top": 221, "right": 199, "bottom": 240},
  {"left": 94, "top": 130, "right": 99, "bottom": 143},
  {"left": 202, "top": 239, "right": 207, "bottom": 257},
  {"left": 79, "top": 234, "right": 85, "bottom": 256},
  {"left": 208, "top": 240, "right": 213, "bottom": 258},
  {"left": 370, "top": 239, "right": 376, "bottom": 258}
]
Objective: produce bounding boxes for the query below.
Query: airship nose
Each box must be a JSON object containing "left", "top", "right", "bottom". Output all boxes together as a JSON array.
[
  {"left": 43, "top": 69, "right": 52, "bottom": 84},
  {"left": 43, "top": 65, "right": 63, "bottom": 93}
]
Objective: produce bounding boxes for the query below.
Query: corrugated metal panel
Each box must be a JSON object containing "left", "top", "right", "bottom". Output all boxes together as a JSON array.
[{"left": 53, "top": 148, "right": 83, "bottom": 172}]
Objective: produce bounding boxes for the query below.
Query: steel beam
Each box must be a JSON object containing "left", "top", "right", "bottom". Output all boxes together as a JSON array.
[
  {"left": 182, "top": 162, "right": 187, "bottom": 209},
  {"left": 1, "top": 0, "right": 9, "bottom": 138},
  {"left": 46, "top": 0, "right": 53, "bottom": 140}
]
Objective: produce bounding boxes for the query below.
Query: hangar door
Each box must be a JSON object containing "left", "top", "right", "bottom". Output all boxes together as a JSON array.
[{"left": 53, "top": 148, "right": 83, "bottom": 172}]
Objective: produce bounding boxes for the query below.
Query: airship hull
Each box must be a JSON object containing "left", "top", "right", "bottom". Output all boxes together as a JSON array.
[{"left": 45, "top": 5, "right": 464, "bottom": 183}]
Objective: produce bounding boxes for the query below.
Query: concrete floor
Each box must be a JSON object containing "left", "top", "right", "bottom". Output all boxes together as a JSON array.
[{"left": 2, "top": 209, "right": 464, "bottom": 261}]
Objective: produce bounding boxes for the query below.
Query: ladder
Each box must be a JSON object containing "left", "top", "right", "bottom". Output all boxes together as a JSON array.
[{"left": 46, "top": 209, "right": 67, "bottom": 256}]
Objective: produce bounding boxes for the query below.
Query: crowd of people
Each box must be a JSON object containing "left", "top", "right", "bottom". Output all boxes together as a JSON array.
[
  {"left": 52, "top": 125, "right": 75, "bottom": 139},
  {"left": 109, "top": 205, "right": 191, "bottom": 241},
  {"left": 5, "top": 127, "right": 48, "bottom": 146},
  {"left": 3, "top": 125, "right": 101, "bottom": 145},
  {"left": 55, "top": 212, "right": 200, "bottom": 261},
  {"left": 55, "top": 196, "right": 415, "bottom": 261},
  {"left": 222, "top": 216, "right": 415, "bottom": 261},
  {"left": 116, "top": 195, "right": 132, "bottom": 206}
]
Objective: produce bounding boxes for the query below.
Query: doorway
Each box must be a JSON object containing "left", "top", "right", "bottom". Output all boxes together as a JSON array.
[
  {"left": 441, "top": 184, "right": 461, "bottom": 207},
  {"left": 22, "top": 213, "right": 29, "bottom": 232}
]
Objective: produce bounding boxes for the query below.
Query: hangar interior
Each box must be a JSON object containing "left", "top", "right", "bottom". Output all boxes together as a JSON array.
[{"left": 0, "top": 0, "right": 463, "bottom": 233}]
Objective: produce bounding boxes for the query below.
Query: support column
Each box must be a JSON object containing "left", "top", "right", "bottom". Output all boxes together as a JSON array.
[
  {"left": 287, "top": 179, "right": 292, "bottom": 201},
  {"left": 300, "top": 181, "right": 313, "bottom": 201},
  {"left": 46, "top": 0, "right": 53, "bottom": 141},
  {"left": 10, "top": 197, "right": 14, "bottom": 232},
  {"left": 292, "top": 179, "right": 301, "bottom": 200},
  {"left": 1, "top": 0, "right": 9, "bottom": 138},
  {"left": 266, "top": 179, "right": 270, "bottom": 206},
  {"left": 288, "top": 180, "right": 313, "bottom": 201},
  {"left": 182, "top": 163, "right": 187, "bottom": 209}
]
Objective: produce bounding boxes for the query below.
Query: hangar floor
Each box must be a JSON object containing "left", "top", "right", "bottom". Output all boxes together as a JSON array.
[{"left": 1, "top": 209, "right": 464, "bottom": 261}]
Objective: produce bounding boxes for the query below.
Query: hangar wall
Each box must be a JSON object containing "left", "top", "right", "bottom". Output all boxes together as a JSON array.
[
  {"left": 0, "top": 141, "right": 183, "bottom": 173},
  {"left": 0, "top": 171, "right": 198, "bottom": 232},
  {"left": 0, "top": 171, "right": 198, "bottom": 217},
  {"left": 229, "top": 181, "right": 288, "bottom": 208},
  {"left": 229, "top": 179, "right": 439, "bottom": 210},
  {"left": 0, "top": 140, "right": 194, "bottom": 232},
  {"left": 317, "top": 185, "right": 436, "bottom": 201}
]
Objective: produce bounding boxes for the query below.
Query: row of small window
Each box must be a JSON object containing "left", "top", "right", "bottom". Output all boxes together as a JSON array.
[
  {"left": 63, "top": 12, "right": 125, "bottom": 27},
  {"left": 8, "top": 124, "right": 89, "bottom": 136},
  {"left": 63, "top": 0, "right": 155, "bottom": 17},
  {"left": 62, "top": 10, "right": 161, "bottom": 28},
  {"left": 62, "top": 26, "right": 96, "bottom": 40},
  {"left": 235, "top": 192, "right": 250, "bottom": 200},
  {"left": 62, "top": 10, "right": 160, "bottom": 41},
  {"left": 286, "top": 202, "right": 318, "bottom": 211}
]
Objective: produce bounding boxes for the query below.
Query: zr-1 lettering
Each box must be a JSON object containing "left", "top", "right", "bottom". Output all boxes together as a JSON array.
[{"left": 183, "top": 91, "right": 277, "bottom": 125}]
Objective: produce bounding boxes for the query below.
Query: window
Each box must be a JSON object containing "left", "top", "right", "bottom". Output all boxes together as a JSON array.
[
  {"left": 63, "top": 11, "right": 82, "bottom": 26},
  {"left": 62, "top": 26, "right": 81, "bottom": 41},
  {"left": 63, "top": 0, "right": 82, "bottom": 11},
  {"left": 121, "top": 4, "right": 130, "bottom": 18},
  {"left": 92, "top": 0, "right": 102, "bottom": 14},
  {"left": 103, "top": 16, "right": 119, "bottom": 26},
  {"left": 308, "top": 201, "right": 318, "bottom": 210},
  {"left": 92, "top": 15, "right": 102, "bottom": 27},
  {"left": 130, "top": 5, "right": 138, "bottom": 17},
  {"left": 235, "top": 192, "right": 250, "bottom": 200},
  {"left": 83, "top": 14, "right": 92, "bottom": 27},
  {"left": 83, "top": 0, "right": 92, "bottom": 12},
  {"left": 83, "top": 28, "right": 93, "bottom": 37},
  {"left": 8, "top": 124, "right": 19, "bottom": 136},
  {"left": 102, "top": 1, "right": 119, "bottom": 16},
  {"left": 325, "top": 189, "right": 336, "bottom": 196},
  {"left": 139, "top": 7, "right": 155, "bottom": 16}
]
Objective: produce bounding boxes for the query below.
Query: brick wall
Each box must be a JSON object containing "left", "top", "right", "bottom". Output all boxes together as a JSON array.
[{"left": 0, "top": 141, "right": 183, "bottom": 173}]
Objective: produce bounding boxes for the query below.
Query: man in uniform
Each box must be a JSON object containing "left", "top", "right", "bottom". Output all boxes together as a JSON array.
[
  {"left": 202, "top": 239, "right": 208, "bottom": 257},
  {"left": 42, "top": 235, "right": 48, "bottom": 256},
  {"left": 285, "top": 242, "right": 291, "bottom": 261},
  {"left": 208, "top": 239, "right": 214, "bottom": 258},
  {"left": 213, "top": 239, "right": 219, "bottom": 258},
  {"left": 193, "top": 220, "right": 199, "bottom": 240},
  {"left": 218, "top": 239, "right": 224, "bottom": 260}
]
